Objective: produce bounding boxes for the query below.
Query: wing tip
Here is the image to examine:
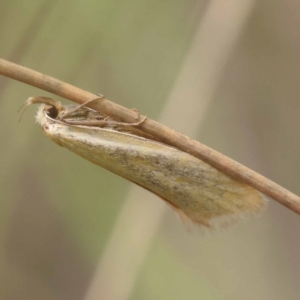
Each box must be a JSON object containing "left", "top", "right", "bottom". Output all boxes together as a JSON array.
[{"left": 166, "top": 190, "right": 267, "bottom": 231}]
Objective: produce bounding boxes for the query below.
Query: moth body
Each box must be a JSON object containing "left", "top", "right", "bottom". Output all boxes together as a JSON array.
[{"left": 30, "top": 98, "right": 266, "bottom": 229}]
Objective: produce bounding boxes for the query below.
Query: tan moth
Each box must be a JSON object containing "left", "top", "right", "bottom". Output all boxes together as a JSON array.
[{"left": 22, "top": 96, "right": 266, "bottom": 229}]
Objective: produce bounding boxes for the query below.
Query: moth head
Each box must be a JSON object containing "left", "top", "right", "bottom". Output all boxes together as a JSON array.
[{"left": 19, "top": 96, "right": 65, "bottom": 125}]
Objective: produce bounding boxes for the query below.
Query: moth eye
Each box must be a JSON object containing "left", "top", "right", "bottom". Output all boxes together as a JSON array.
[{"left": 46, "top": 106, "right": 59, "bottom": 119}]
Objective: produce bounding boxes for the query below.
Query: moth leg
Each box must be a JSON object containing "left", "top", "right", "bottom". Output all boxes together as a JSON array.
[
  {"left": 99, "top": 111, "right": 146, "bottom": 127},
  {"left": 107, "top": 115, "right": 147, "bottom": 127},
  {"left": 64, "top": 115, "right": 147, "bottom": 128},
  {"left": 60, "top": 94, "right": 105, "bottom": 119}
]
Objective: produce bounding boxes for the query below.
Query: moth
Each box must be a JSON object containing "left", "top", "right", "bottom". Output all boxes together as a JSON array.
[{"left": 22, "top": 96, "right": 266, "bottom": 229}]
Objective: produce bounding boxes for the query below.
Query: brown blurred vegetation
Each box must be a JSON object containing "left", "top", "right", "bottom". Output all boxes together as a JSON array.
[{"left": 0, "top": 1, "right": 300, "bottom": 299}]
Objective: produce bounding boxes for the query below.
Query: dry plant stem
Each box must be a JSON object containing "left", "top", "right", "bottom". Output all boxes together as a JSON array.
[{"left": 0, "top": 58, "right": 300, "bottom": 214}]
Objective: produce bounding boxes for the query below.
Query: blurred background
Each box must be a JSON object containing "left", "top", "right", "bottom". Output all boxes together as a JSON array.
[{"left": 1, "top": 0, "right": 300, "bottom": 299}]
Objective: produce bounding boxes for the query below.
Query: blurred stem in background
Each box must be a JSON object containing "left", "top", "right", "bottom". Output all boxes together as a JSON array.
[{"left": 84, "top": 0, "right": 257, "bottom": 299}]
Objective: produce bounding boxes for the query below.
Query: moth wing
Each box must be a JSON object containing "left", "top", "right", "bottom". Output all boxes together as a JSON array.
[{"left": 43, "top": 120, "right": 266, "bottom": 229}]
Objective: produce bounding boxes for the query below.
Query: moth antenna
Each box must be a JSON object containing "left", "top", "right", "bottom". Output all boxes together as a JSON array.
[{"left": 18, "top": 97, "right": 34, "bottom": 122}]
